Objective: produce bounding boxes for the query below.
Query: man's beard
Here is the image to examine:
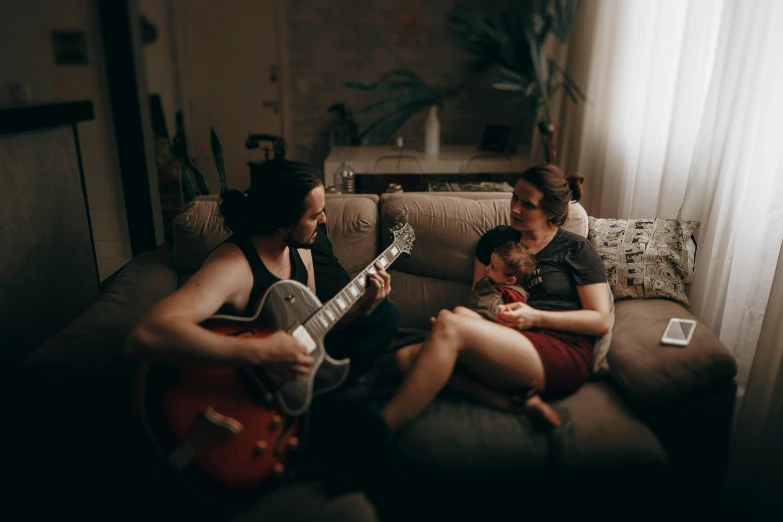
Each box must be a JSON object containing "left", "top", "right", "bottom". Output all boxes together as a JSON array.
[{"left": 283, "top": 229, "right": 318, "bottom": 250}]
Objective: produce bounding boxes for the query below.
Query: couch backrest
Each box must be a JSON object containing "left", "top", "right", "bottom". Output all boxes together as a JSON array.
[
  {"left": 172, "top": 194, "right": 381, "bottom": 277},
  {"left": 170, "top": 192, "right": 588, "bottom": 329}
]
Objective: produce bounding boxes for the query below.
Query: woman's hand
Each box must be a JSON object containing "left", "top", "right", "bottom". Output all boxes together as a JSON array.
[
  {"left": 495, "top": 302, "right": 541, "bottom": 330},
  {"left": 356, "top": 262, "right": 392, "bottom": 317},
  {"left": 252, "top": 330, "right": 315, "bottom": 381}
]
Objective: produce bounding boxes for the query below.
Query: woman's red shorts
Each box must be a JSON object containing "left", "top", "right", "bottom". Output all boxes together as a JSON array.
[{"left": 523, "top": 328, "right": 595, "bottom": 399}]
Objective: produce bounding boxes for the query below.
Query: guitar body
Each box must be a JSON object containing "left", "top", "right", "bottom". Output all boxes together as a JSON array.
[{"left": 135, "top": 280, "right": 349, "bottom": 489}]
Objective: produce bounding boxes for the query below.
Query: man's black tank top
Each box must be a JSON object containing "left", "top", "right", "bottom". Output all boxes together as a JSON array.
[{"left": 221, "top": 234, "right": 309, "bottom": 317}]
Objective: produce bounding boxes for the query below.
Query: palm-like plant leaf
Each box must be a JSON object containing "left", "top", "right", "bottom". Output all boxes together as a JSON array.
[
  {"left": 180, "top": 165, "right": 196, "bottom": 202},
  {"left": 346, "top": 39, "right": 459, "bottom": 144},
  {"left": 446, "top": 0, "right": 585, "bottom": 128},
  {"left": 362, "top": 101, "right": 433, "bottom": 144},
  {"left": 351, "top": 96, "right": 412, "bottom": 116},
  {"left": 548, "top": 0, "right": 581, "bottom": 41},
  {"left": 210, "top": 127, "right": 228, "bottom": 195},
  {"left": 358, "top": 99, "right": 437, "bottom": 142},
  {"left": 548, "top": 59, "right": 586, "bottom": 100}
]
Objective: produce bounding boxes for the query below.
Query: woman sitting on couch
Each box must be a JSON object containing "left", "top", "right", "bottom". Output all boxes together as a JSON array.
[{"left": 382, "top": 165, "right": 612, "bottom": 430}]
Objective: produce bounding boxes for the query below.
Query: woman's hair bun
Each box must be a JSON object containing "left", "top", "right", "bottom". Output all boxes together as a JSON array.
[
  {"left": 219, "top": 189, "right": 249, "bottom": 232},
  {"left": 566, "top": 173, "right": 584, "bottom": 202}
]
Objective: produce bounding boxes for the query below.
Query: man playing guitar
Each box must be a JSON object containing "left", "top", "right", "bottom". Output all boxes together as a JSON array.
[
  {"left": 125, "top": 159, "right": 394, "bottom": 380},
  {"left": 124, "top": 160, "right": 399, "bottom": 517}
]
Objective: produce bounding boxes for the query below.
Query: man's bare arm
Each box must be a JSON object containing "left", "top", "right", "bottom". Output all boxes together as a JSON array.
[{"left": 125, "top": 252, "right": 313, "bottom": 371}]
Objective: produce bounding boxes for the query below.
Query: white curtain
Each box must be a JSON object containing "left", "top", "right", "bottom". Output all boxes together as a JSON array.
[
  {"left": 728, "top": 239, "right": 783, "bottom": 509},
  {"left": 559, "top": 0, "right": 783, "bottom": 394}
]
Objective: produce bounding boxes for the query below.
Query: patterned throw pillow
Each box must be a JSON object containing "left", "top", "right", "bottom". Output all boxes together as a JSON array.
[{"left": 587, "top": 218, "right": 700, "bottom": 306}]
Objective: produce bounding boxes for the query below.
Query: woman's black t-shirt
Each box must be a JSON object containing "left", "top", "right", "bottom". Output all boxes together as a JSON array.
[{"left": 476, "top": 226, "right": 607, "bottom": 311}]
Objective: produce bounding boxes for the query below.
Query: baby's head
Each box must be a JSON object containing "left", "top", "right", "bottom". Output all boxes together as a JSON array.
[{"left": 485, "top": 241, "right": 536, "bottom": 285}]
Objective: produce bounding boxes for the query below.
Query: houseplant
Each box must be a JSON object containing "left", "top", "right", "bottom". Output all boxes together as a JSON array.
[
  {"left": 345, "top": 45, "right": 458, "bottom": 150},
  {"left": 445, "top": 0, "right": 585, "bottom": 163}
]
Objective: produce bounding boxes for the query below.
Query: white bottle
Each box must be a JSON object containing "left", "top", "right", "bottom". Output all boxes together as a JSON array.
[
  {"left": 335, "top": 160, "right": 355, "bottom": 194},
  {"left": 424, "top": 104, "right": 440, "bottom": 157}
]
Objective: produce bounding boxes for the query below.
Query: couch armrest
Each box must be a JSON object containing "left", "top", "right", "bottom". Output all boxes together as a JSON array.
[
  {"left": 23, "top": 251, "right": 179, "bottom": 379},
  {"left": 607, "top": 299, "right": 737, "bottom": 408}
]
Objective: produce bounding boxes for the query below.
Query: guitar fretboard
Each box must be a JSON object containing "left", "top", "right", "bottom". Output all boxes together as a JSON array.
[{"left": 304, "top": 241, "right": 404, "bottom": 339}]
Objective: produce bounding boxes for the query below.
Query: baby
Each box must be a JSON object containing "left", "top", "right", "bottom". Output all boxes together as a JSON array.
[{"left": 465, "top": 240, "right": 536, "bottom": 322}]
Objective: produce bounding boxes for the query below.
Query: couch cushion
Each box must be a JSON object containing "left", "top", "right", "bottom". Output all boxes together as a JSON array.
[
  {"left": 23, "top": 251, "right": 179, "bottom": 378},
  {"left": 554, "top": 380, "right": 668, "bottom": 467},
  {"left": 172, "top": 194, "right": 380, "bottom": 277},
  {"left": 607, "top": 299, "right": 737, "bottom": 407},
  {"left": 392, "top": 379, "right": 667, "bottom": 520},
  {"left": 172, "top": 199, "right": 230, "bottom": 274},
  {"left": 381, "top": 194, "right": 508, "bottom": 284},
  {"left": 19, "top": 251, "right": 180, "bottom": 442},
  {"left": 390, "top": 272, "right": 470, "bottom": 329},
  {"left": 321, "top": 195, "right": 379, "bottom": 277},
  {"left": 396, "top": 380, "right": 666, "bottom": 474}
]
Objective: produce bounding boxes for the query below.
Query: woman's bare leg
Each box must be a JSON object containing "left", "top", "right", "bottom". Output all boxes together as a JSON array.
[
  {"left": 382, "top": 310, "right": 546, "bottom": 431},
  {"left": 395, "top": 343, "right": 422, "bottom": 374}
]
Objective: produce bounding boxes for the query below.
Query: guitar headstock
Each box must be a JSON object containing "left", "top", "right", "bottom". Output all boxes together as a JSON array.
[{"left": 390, "top": 223, "right": 415, "bottom": 256}]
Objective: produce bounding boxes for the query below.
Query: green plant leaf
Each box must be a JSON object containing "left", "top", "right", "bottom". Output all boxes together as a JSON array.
[
  {"left": 493, "top": 82, "right": 524, "bottom": 92},
  {"left": 210, "top": 127, "right": 227, "bottom": 195},
  {"left": 358, "top": 98, "right": 434, "bottom": 143},
  {"left": 345, "top": 69, "right": 431, "bottom": 92},
  {"left": 189, "top": 162, "right": 210, "bottom": 195},
  {"left": 549, "top": 0, "right": 582, "bottom": 41},
  {"left": 363, "top": 109, "right": 418, "bottom": 144},
  {"left": 352, "top": 96, "right": 412, "bottom": 116},
  {"left": 551, "top": 81, "right": 578, "bottom": 103},
  {"left": 180, "top": 164, "right": 196, "bottom": 202},
  {"left": 549, "top": 59, "right": 587, "bottom": 100}
]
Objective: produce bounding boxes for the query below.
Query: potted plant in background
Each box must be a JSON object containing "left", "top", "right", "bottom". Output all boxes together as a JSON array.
[
  {"left": 445, "top": 0, "right": 584, "bottom": 163},
  {"left": 345, "top": 46, "right": 458, "bottom": 156}
]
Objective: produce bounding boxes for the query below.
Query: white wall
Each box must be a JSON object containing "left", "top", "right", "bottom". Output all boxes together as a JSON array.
[{"left": 0, "top": 0, "right": 131, "bottom": 281}]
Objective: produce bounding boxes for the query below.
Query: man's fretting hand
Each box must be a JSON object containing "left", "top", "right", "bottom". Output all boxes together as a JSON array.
[{"left": 357, "top": 262, "right": 392, "bottom": 317}]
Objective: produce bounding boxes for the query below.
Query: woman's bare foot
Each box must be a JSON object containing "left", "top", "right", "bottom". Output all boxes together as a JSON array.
[{"left": 523, "top": 394, "right": 561, "bottom": 428}]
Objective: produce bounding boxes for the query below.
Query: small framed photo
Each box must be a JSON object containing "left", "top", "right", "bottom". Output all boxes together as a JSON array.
[
  {"left": 52, "top": 31, "right": 89, "bottom": 66},
  {"left": 478, "top": 124, "right": 514, "bottom": 153}
]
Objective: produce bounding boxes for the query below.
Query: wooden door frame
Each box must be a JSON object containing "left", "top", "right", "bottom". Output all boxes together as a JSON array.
[{"left": 97, "top": 0, "right": 165, "bottom": 256}]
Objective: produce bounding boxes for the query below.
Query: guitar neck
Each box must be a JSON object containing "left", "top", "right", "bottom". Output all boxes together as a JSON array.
[{"left": 304, "top": 242, "right": 404, "bottom": 338}]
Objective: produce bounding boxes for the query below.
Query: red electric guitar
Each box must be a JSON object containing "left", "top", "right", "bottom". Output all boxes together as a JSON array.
[{"left": 133, "top": 223, "right": 415, "bottom": 490}]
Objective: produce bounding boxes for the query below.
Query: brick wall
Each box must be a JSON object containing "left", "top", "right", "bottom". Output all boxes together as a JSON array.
[{"left": 287, "top": 0, "right": 533, "bottom": 172}]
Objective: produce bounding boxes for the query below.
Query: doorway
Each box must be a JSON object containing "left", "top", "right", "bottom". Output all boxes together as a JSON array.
[{"left": 171, "top": 0, "right": 286, "bottom": 193}]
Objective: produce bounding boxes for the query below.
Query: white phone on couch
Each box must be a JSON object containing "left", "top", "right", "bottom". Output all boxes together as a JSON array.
[{"left": 661, "top": 317, "right": 697, "bottom": 347}]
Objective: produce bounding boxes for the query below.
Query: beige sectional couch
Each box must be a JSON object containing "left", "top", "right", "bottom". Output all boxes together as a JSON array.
[{"left": 18, "top": 192, "right": 738, "bottom": 522}]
